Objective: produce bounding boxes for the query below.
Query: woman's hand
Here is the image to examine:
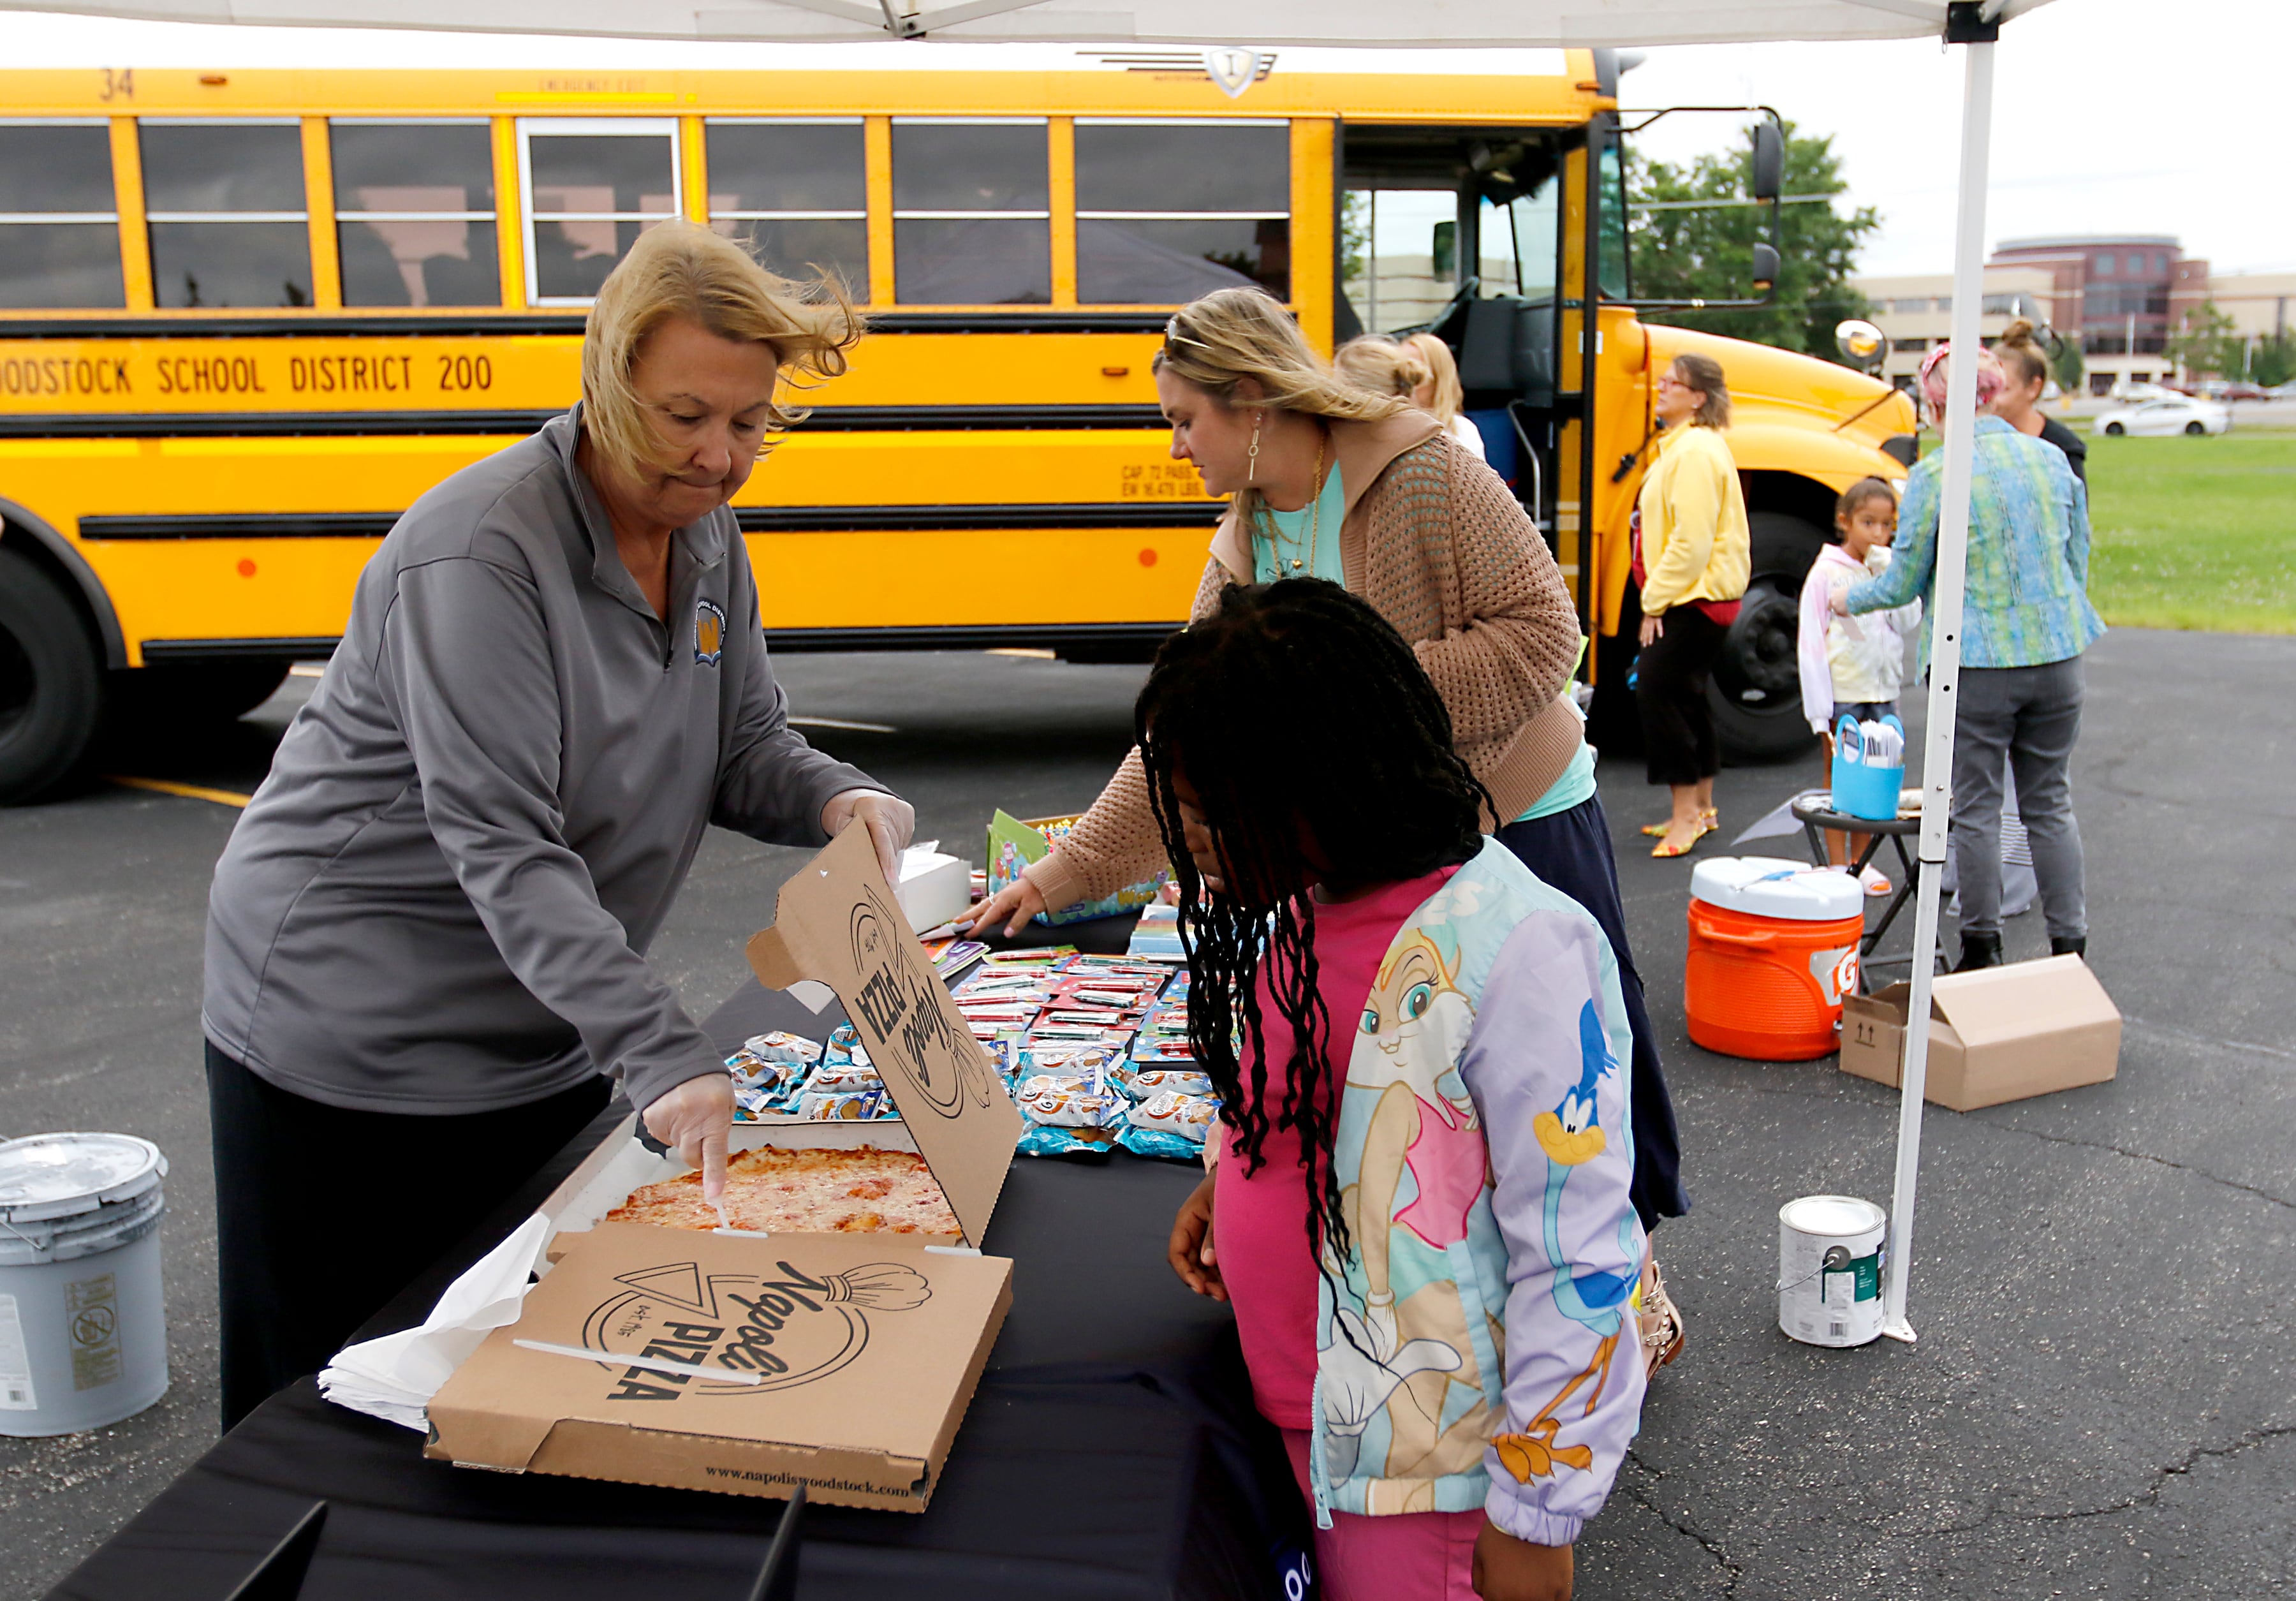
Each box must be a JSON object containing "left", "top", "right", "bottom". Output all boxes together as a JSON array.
[
  {"left": 1168, "top": 1172, "right": 1226, "bottom": 1301},
  {"left": 1829, "top": 588, "right": 1852, "bottom": 618},
  {"left": 1473, "top": 1523, "right": 1573, "bottom": 1601},
  {"left": 821, "top": 788, "right": 915, "bottom": 885},
  {"left": 642, "top": 1073, "right": 735, "bottom": 1202},
  {"left": 962, "top": 875, "right": 1048, "bottom": 939},
  {"left": 1638, "top": 612, "right": 1665, "bottom": 647}
]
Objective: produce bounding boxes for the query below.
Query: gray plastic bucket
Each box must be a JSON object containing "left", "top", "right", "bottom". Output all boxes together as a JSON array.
[{"left": 0, "top": 1133, "right": 170, "bottom": 1436}]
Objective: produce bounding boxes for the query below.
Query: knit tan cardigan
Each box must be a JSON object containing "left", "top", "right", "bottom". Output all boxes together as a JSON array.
[{"left": 1025, "top": 409, "right": 1586, "bottom": 914}]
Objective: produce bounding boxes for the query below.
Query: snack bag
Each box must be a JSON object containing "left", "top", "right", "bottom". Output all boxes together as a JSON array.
[
  {"left": 732, "top": 1083, "right": 783, "bottom": 1122},
  {"left": 795, "top": 1088, "right": 888, "bottom": 1121},
  {"left": 1125, "top": 1069, "right": 1216, "bottom": 1100},
  {"left": 741, "top": 1031, "right": 823, "bottom": 1067},
  {"left": 1118, "top": 1091, "right": 1222, "bottom": 1160},
  {"left": 1014, "top": 1074, "right": 1124, "bottom": 1129},
  {"left": 807, "top": 1063, "right": 883, "bottom": 1094},
  {"left": 822, "top": 1024, "right": 872, "bottom": 1070}
]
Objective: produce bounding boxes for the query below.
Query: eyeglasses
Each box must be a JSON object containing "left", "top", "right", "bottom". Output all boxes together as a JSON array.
[{"left": 1163, "top": 316, "right": 1207, "bottom": 355}]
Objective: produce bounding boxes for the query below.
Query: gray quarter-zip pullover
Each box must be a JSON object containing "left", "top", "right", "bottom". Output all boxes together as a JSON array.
[{"left": 203, "top": 409, "right": 879, "bottom": 1116}]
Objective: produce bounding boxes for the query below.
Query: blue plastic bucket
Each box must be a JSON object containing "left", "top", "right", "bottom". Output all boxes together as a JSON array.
[{"left": 1830, "top": 714, "right": 1905, "bottom": 822}]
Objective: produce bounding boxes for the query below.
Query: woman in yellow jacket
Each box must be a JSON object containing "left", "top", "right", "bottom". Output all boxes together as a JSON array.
[{"left": 1635, "top": 353, "right": 1750, "bottom": 857}]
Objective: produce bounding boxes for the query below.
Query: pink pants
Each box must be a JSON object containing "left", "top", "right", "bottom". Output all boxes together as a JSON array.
[{"left": 1280, "top": 1429, "right": 1485, "bottom": 1601}]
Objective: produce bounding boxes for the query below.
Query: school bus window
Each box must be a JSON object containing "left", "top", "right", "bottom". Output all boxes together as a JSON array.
[
  {"left": 890, "top": 118, "right": 1049, "bottom": 306},
  {"left": 330, "top": 119, "right": 500, "bottom": 309},
  {"left": 706, "top": 119, "right": 867, "bottom": 301},
  {"left": 519, "top": 119, "right": 681, "bottom": 305},
  {"left": 0, "top": 119, "right": 124, "bottom": 309},
  {"left": 1343, "top": 188, "right": 1457, "bottom": 335},
  {"left": 1074, "top": 119, "right": 1289, "bottom": 305},
  {"left": 140, "top": 119, "right": 312, "bottom": 309}
]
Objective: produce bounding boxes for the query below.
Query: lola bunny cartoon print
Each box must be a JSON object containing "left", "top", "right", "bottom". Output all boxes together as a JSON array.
[{"left": 1311, "top": 840, "right": 1647, "bottom": 1547}]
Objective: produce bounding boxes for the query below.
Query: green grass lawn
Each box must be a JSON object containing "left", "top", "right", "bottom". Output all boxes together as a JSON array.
[{"left": 2082, "top": 434, "right": 2296, "bottom": 633}]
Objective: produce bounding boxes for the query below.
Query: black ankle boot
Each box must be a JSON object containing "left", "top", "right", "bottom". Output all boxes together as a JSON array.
[
  {"left": 2050, "top": 935, "right": 2087, "bottom": 959},
  {"left": 1955, "top": 931, "right": 2003, "bottom": 972}
]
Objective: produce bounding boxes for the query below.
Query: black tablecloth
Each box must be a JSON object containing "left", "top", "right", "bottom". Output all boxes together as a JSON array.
[{"left": 52, "top": 916, "right": 1304, "bottom": 1601}]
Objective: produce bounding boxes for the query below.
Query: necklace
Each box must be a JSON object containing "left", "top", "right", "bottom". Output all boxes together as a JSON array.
[{"left": 1259, "top": 433, "right": 1329, "bottom": 575}]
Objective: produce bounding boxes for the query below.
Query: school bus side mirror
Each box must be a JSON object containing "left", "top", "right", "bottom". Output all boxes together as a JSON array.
[
  {"left": 1751, "top": 242, "right": 1781, "bottom": 295},
  {"left": 1749, "top": 123, "right": 1785, "bottom": 203}
]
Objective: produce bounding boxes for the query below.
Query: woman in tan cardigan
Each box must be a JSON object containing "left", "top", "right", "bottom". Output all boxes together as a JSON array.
[{"left": 966, "top": 287, "right": 1688, "bottom": 1238}]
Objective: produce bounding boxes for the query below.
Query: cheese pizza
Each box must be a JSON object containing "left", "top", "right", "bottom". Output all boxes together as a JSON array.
[{"left": 607, "top": 1144, "right": 961, "bottom": 1237}]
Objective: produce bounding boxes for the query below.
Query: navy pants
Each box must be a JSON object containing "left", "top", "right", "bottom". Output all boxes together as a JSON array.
[{"left": 1497, "top": 795, "right": 1689, "bottom": 1229}]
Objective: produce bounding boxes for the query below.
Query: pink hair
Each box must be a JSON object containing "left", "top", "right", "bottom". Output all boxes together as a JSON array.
[{"left": 1918, "top": 341, "right": 2006, "bottom": 418}]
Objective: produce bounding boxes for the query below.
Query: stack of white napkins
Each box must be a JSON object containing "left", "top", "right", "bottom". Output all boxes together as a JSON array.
[{"left": 318, "top": 1213, "right": 553, "bottom": 1432}]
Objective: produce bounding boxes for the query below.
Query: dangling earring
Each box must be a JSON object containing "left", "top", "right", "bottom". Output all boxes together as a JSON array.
[{"left": 1247, "top": 413, "right": 1262, "bottom": 482}]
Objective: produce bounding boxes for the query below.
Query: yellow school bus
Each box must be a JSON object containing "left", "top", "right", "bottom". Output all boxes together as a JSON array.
[{"left": 0, "top": 53, "right": 1913, "bottom": 799}]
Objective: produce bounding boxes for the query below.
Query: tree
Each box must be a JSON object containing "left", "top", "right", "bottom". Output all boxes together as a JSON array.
[
  {"left": 2167, "top": 300, "right": 2241, "bottom": 381},
  {"left": 2248, "top": 331, "right": 2295, "bottom": 389},
  {"left": 1624, "top": 121, "right": 1880, "bottom": 361},
  {"left": 2050, "top": 333, "right": 2086, "bottom": 396}
]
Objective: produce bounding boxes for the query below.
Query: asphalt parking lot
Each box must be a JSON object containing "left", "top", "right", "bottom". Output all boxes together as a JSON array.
[{"left": 3, "top": 629, "right": 2291, "bottom": 1599}]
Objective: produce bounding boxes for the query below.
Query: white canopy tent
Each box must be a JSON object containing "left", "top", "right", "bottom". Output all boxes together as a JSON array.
[{"left": 11, "top": 0, "right": 2063, "bottom": 1342}]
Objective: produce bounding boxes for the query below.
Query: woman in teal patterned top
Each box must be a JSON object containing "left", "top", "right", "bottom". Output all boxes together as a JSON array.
[{"left": 1837, "top": 343, "right": 2102, "bottom": 970}]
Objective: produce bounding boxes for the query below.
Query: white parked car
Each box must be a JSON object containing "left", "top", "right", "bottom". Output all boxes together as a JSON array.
[
  {"left": 2107, "top": 380, "right": 2177, "bottom": 402},
  {"left": 2094, "top": 396, "right": 2232, "bottom": 437}
]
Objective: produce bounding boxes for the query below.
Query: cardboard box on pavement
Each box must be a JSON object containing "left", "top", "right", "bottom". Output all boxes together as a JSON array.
[
  {"left": 1838, "top": 954, "right": 2121, "bottom": 1112},
  {"left": 427, "top": 822, "right": 1023, "bottom": 1510}
]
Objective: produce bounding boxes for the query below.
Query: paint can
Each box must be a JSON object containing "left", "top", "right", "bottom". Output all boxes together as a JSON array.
[
  {"left": 1777, "top": 1193, "right": 1885, "bottom": 1348},
  {"left": 0, "top": 1133, "right": 170, "bottom": 1436}
]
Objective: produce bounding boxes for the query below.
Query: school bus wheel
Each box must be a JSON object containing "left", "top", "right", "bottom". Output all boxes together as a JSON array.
[
  {"left": 0, "top": 544, "right": 106, "bottom": 804},
  {"left": 1709, "top": 511, "right": 1831, "bottom": 764}
]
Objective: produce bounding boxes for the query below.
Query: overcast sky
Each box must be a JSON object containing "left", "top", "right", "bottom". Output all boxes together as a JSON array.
[{"left": 6, "top": 0, "right": 2286, "bottom": 278}]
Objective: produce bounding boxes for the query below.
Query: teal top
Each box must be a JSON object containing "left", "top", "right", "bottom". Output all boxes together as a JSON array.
[
  {"left": 1254, "top": 466, "right": 1593, "bottom": 825},
  {"left": 1249, "top": 468, "right": 1348, "bottom": 585},
  {"left": 1514, "top": 700, "right": 1596, "bottom": 823}
]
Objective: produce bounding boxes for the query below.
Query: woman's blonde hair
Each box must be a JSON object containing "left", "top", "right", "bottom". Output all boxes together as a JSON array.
[
  {"left": 581, "top": 221, "right": 864, "bottom": 483},
  {"left": 1403, "top": 333, "right": 1465, "bottom": 422},
  {"left": 1332, "top": 332, "right": 1464, "bottom": 424},
  {"left": 1156, "top": 289, "right": 1408, "bottom": 528},
  {"left": 1155, "top": 289, "right": 1408, "bottom": 424},
  {"left": 1670, "top": 352, "right": 1732, "bottom": 430}
]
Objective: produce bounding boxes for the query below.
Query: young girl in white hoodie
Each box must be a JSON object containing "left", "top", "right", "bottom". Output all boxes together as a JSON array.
[{"left": 1800, "top": 478, "right": 1920, "bottom": 892}]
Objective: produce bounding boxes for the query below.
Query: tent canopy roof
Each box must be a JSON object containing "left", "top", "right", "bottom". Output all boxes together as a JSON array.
[{"left": 0, "top": 0, "right": 2056, "bottom": 47}]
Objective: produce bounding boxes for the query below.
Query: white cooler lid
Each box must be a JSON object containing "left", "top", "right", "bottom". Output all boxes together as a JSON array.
[{"left": 1691, "top": 856, "right": 1864, "bottom": 922}]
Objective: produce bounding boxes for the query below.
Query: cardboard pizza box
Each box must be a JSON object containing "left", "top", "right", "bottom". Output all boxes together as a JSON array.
[
  {"left": 425, "top": 1222, "right": 1010, "bottom": 1512},
  {"left": 430, "top": 823, "right": 1025, "bottom": 1510},
  {"left": 1838, "top": 955, "right": 2121, "bottom": 1111},
  {"left": 744, "top": 821, "right": 1022, "bottom": 1246}
]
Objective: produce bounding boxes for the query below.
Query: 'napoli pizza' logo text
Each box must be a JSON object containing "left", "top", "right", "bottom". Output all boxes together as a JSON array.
[
  {"left": 847, "top": 887, "right": 996, "bottom": 1119},
  {"left": 585, "top": 1257, "right": 930, "bottom": 1403}
]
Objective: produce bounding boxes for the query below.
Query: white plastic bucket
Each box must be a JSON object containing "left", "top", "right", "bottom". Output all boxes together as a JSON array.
[
  {"left": 0, "top": 1133, "right": 170, "bottom": 1436},
  {"left": 1777, "top": 1193, "right": 1885, "bottom": 1348}
]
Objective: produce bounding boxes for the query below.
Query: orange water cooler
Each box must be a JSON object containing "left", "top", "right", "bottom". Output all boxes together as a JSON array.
[{"left": 1684, "top": 858, "right": 1866, "bottom": 1061}]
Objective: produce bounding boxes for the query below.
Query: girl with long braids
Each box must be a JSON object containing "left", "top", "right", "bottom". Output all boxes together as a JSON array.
[
  {"left": 963, "top": 286, "right": 1691, "bottom": 1265},
  {"left": 1147, "top": 580, "right": 1645, "bottom": 1601}
]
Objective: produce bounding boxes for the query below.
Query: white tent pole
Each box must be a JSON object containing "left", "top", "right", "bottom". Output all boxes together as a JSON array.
[{"left": 1880, "top": 26, "right": 1994, "bottom": 1345}]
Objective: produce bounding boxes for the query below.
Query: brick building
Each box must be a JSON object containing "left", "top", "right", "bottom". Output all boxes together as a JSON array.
[{"left": 1985, "top": 235, "right": 2211, "bottom": 394}]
